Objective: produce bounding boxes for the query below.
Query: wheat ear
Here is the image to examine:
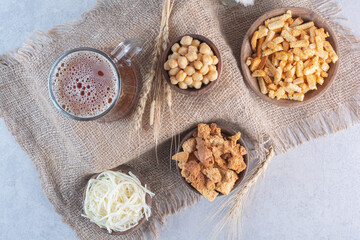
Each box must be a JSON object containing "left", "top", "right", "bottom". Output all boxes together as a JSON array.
[{"left": 134, "top": 0, "right": 169, "bottom": 130}]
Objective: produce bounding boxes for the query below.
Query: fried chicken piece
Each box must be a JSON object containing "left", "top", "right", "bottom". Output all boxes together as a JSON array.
[
  {"left": 202, "top": 167, "right": 222, "bottom": 183},
  {"left": 197, "top": 123, "right": 211, "bottom": 140},
  {"left": 227, "top": 155, "right": 246, "bottom": 174},
  {"left": 209, "top": 123, "right": 222, "bottom": 137},
  {"left": 172, "top": 151, "right": 189, "bottom": 162},
  {"left": 182, "top": 137, "right": 197, "bottom": 153},
  {"left": 215, "top": 170, "right": 239, "bottom": 195}
]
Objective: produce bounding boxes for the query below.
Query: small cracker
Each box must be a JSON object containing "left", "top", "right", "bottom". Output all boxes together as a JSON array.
[
  {"left": 209, "top": 123, "right": 222, "bottom": 137},
  {"left": 200, "top": 187, "right": 219, "bottom": 201},
  {"left": 202, "top": 167, "right": 222, "bottom": 183},
  {"left": 227, "top": 155, "right": 246, "bottom": 174},
  {"left": 215, "top": 157, "right": 228, "bottom": 170},
  {"left": 184, "top": 161, "right": 201, "bottom": 179},
  {"left": 206, "top": 179, "right": 216, "bottom": 191},
  {"left": 190, "top": 172, "right": 206, "bottom": 192},
  {"left": 172, "top": 151, "right": 189, "bottom": 162},
  {"left": 182, "top": 137, "right": 197, "bottom": 153},
  {"left": 215, "top": 170, "right": 239, "bottom": 195},
  {"left": 228, "top": 132, "right": 241, "bottom": 145},
  {"left": 197, "top": 123, "right": 211, "bottom": 139}
]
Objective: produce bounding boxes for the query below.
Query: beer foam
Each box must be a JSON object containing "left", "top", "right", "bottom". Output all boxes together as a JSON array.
[{"left": 51, "top": 51, "right": 119, "bottom": 118}]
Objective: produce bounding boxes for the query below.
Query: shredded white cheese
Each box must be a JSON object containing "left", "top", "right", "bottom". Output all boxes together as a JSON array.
[{"left": 82, "top": 170, "right": 154, "bottom": 233}]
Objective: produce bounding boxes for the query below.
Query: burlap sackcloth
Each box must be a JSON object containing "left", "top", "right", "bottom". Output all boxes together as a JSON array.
[{"left": 0, "top": 0, "right": 359, "bottom": 239}]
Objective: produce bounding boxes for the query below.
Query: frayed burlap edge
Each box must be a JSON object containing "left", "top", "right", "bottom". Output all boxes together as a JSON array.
[{"left": 0, "top": 0, "right": 359, "bottom": 239}]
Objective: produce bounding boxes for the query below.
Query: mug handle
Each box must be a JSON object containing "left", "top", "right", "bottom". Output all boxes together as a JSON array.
[{"left": 110, "top": 39, "right": 142, "bottom": 66}]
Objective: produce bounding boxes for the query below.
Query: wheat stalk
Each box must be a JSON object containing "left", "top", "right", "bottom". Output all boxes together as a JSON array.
[
  {"left": 208, "top": 146, "right": 275, "bottom": 240},
  {"left": 134, "top": 0, "right": 173, "bottom": 130}
]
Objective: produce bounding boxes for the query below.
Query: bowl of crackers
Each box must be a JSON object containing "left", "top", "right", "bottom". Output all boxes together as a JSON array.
[
  {"left": 240, "top": 7, "right": 339, "bottom": 107},
  {"left": 162, "top": 34, "right": 222, "bottom": 95},
  {"left": 171, "top": 123, "right": 248, "bottom": 201}
]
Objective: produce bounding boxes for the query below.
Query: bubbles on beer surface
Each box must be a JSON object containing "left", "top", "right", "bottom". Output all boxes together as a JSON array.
[{"left": 51, "top": 51, "right": 118, "bottom": 118}]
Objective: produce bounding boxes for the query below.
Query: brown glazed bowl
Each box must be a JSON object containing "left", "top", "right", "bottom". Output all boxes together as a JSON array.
[
  {"left": 176, "top": 124, "right": 248, "bottom": 196},
  {"left": 162, "top": 34, "right": 222, "bottom": 96},
  {"left": 240, "top": 7, "right": 339, "bottom": 107},
  {"left": 82, "top": 165, "right": 152, "bottom": 235}
]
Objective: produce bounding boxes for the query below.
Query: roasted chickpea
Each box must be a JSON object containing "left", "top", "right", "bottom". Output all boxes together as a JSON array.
[
  {"left": 193, "top": 81, "right": 202, "bottom": 89},
  {"left": 166, "top": 38, "right": 220, "bottom": 90},
  {"left": 202, "top": 76, "right": 210, "bottom": 85},
  {"left": 184, "top": 66, "right": 195, "bottom": 76},
  {"left": 168, "top": 58, "right": 178, "bottom": 68},
  {"left": 208, "top": 65, "right": 216, "bottom": 72},
  {"left": 202, "top": 54, "right": 212, "bottom": 65},
  {"left": 170, "top": 76, "right": 178, "bottom": 85},
  {"left": 178, "top": 81, "right": 188, "bottom": 89},
  {"left": 180, "top": 36, "right": 193, "bottom": 46},
  {"left": 185, "top": 51, "right": 197, "bottom": 62},
  {"left": 199, "top": 65, "right": 209, "bottom": 75},
  {"left": 184, "top": 76, "right": 193, "bottom": 85},
  {"left": 206, "top": 70, "right": 218, "bottom": 81},
  {"left": 178, "top": 46, "right": 188, "bottom": 56},
  {"left": 169, "top": 67, "right": 180, "bottom": 76},
  {"left": 191, "top": 39, "right": 201, "bottom": 47},
  {"left": 194, "top": 60, "right": 203, "bottom": 70},
  {"left": 176, "top": 70, "right": 187, "bottom": 82},
  {"left": 188, "top": 45, "right": 198, "bottom": 53},
  {"left": 168, "top": 52, "right": 179, "bottom": 60},
  {"left": 178, "top": 56, "right": 188, "bottom": 69},
  {"left": 164, "top": 61, "right": 170, "bottom": 71},
  {"left": 211, "top": 56, "right": 219, "bottom": 65},
  {"left": 199, "top": 43, "right": 211, "bottom": 55},
  {"left": 171, "top": 43, "right": 180, "bottom": 53},
  {"left": 192, "top": 72, "right": 203, "bottom": 81}
]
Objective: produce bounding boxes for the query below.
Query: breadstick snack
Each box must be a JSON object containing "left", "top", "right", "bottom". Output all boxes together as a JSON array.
[{"left": 246, "top": 10, "right": 339, "bottom": 101}]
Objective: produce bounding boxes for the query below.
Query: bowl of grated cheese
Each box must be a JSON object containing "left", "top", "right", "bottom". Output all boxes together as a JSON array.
[{"left": 82, "top": 165, "right": 154, "bottom": 235}]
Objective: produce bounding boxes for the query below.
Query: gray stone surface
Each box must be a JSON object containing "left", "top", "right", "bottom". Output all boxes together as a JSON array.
[{"left": 1, "top": 0, "right": 359, "bottom": 239}]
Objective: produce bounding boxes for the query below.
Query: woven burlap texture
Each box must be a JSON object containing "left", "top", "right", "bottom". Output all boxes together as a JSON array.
[{"left": 0, "top": 0, "right": 359, "bottom": 239}]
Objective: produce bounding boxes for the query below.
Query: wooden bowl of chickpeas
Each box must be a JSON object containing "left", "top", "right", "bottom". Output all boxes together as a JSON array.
[{"left": 162, "top": 34, "right": 222, "bottom": 95}]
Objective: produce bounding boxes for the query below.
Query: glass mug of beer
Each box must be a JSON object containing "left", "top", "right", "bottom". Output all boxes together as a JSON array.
[{"left": 49, "top": 39, "right": 142, "bottom": 122}]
